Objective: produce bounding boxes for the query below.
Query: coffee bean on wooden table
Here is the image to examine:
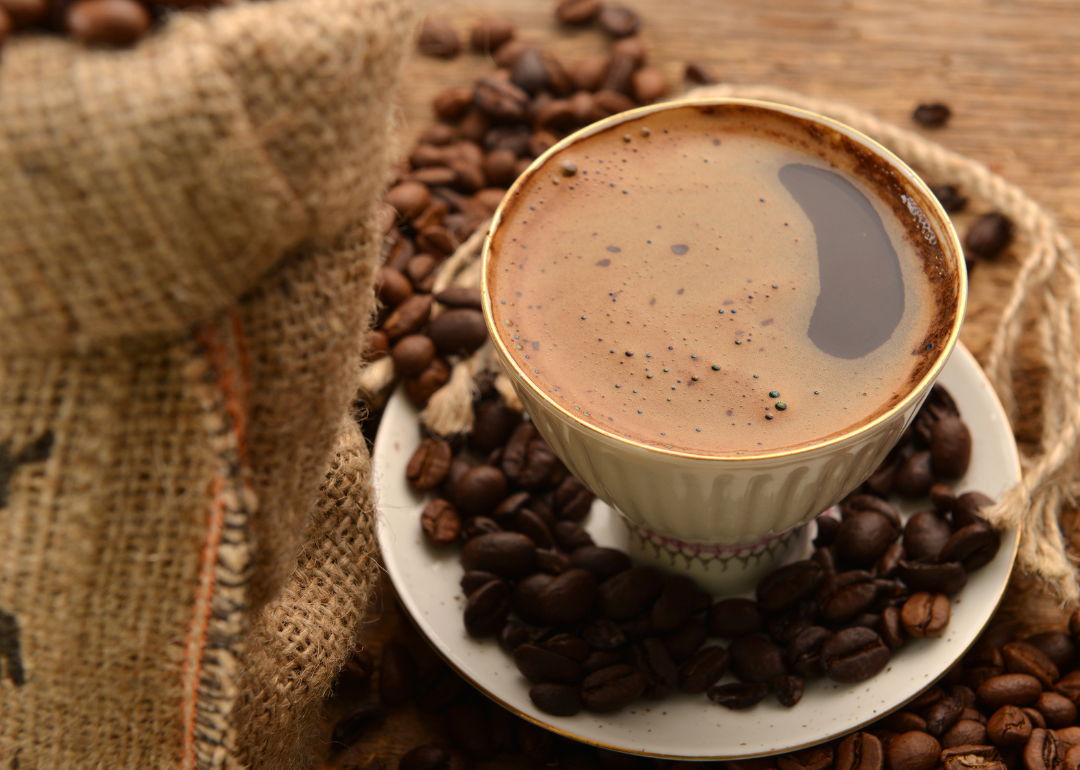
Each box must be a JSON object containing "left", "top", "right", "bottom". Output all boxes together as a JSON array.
[
  {"left": 555, "top": 0, "right": 601, "bottom": 25},
  {"left": 912, "top": 102, "right": 952, "bottom": 127},
  {"left": 933, "top": 184, "right": 969, "bottom": 213},
  {"left": 417, "top": 16, "right": 460, "bottom": 58},
  {"left": 469, "top": 16, "right": 514, "bottom": 53},
  {"left": 835, "top": 732, "right": 884, "bottom": 770},
  {"left": 978, "top": 673, "right": 1044, "bottom": 708},
  {"left": 965, "top": 212, "right": 1014, "bottom": 259}
]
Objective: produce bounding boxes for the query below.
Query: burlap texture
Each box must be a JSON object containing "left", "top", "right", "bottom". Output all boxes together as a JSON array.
[{"left": 0, "top": 0, "right": 411, "bottom": 765}]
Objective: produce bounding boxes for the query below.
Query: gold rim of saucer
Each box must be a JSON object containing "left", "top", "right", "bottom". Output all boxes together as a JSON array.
[{"left": 480, "top": 97, "right": 969, "bottom": 462}]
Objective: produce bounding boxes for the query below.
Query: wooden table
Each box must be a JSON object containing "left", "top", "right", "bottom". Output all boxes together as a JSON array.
[{"left": 315, "top": 1, "right": 1080, "bottom": 766}]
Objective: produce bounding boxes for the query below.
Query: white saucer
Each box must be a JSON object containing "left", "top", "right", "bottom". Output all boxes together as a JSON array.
[{"left": 372, "top": 343, "right": 1020, "bottom": 759}]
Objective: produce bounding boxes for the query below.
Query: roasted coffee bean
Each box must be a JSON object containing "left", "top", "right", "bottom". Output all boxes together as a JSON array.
[
  {"left": 940, "top": 745, "right": 1006, "bottom": 770},
  {"left": 1025, "top": 729, "right": 1062, "bottom": 770},
  {"left": 421, "top": 499, "right": 461, "bottom": 547},
  {"left": 1026, "top": 632, "right": 1076, "bottom": 671},
  {"left": 408, "top": 438, "right": 453, "bottom": 491},
  {"left": 815, "top": 515, "right": 842, "bottom": 548},
  {"left": 787, "top": 625, "right": 832, "bottom": 678},
  {"left": 583, "top": 619, "right": 627, "bottom": 651},
  {"left": 677, "top": 645, "right": 730, "bottom": 694},
  {"left": 940, "top": 522, "right": 1001, "bottom": 572},
  {"left": 378, "top": 640, "right": 417, "bottom": 706},
  {"left": 330, "top": 702, "right": 384, "bottom": 750},
  {"left": 913, "top": 102, "right": 951, "bottom": 127},
  {"left": 393, "top": 334, "right": 438, "bottom": 378},
  {"left": 570, "top": 546, "right": 632, "bottom": 581},
  {"left": 1036, "top": 692, "right": 1077, "bottom": 728},
  {"left": 555, "top": 0, "right": 601, "bottom": 25},
  {"left": 597, "top": 4, "right": 640, "bottom": 37},
  {"left": 501, "top": 422, "right": 537, "bottom": 482},
  {"left": 469, "top": 16, "right": 514, "bottom": 53},
  {"left": 965, "top": 213, "right": 1013, "bottom": 260},
  {"left": 884, "top": 711, "right": 928, "bottom": 733},
  {"left": 629, "top": 638, "right": 679, "bottom": 699},
  {"left": 386, "top": 181, "right": 432, "bottom": 221},
  {"left": 417, "top": 16, "right": 460, "bottom": 58},
  {"left": 880, "top": 605, "right": 906, "bottom": 648},
  {"left": 933, "top": 185, "right": 969, "bottom": 213},
  {"left": 905, "top": 510, "right": 953, "bottom": 561},
  {"left": 841, "top": 494, "right": 903, "bottom": 528},
  {"left": 580, "top": 664, "right": 646, "bottom": 712},
  {"left": 927, "top": 693, "right": 966, "bottom": 736},
  {"left": 464, "top": 578, "right": 511, "bottom": 637},
  {"left": 773, "top": 674, "right": 805, "bottom": 707},
  {"left": 405, "top": 357, "right": 452, "bottom": 408},
  {"left": 530, "top": 682, "right": 581, "bottom": 716},
  {"left": 953, "top": 492, "right": 994, "bottom": 529},
  {"left": 569, "top": 54, "right": 610, "bottom": 93},
  {"left": 1055, "top": 670, "right": 1080, "bottom": 703},
  {"left": 376, "top": 265, "right": 413, "bottom": 309},
  {"left": 631, "top": 67, "right": 668, "bottom": 104},
  {"left": 384, "top": 294, "right": 433, "bottom": 341},
  {"left": 778, "top": 746, "right": 835, "bottom": 770},
  {"left": 876, "top": 542, "right": 905, "bottom": 580},
  {"left": 427, "top": 309, "right": 488, "bottom": 356},
  {"left": 64, "top": 0, "right": 150, "bottom": 45},
  {"left": 664, "top": 617, "right": 708, "bottom": 662},
  {"left": 434, "top": 286, "right": 483, "bottom": 311},
  {"left": 581, "top": 649, "right": 624, "bottom": 676},
  {"left": 471, "top": 401, "right": 521, "bottom": 455},
  {"left": 901, "top": 592, "right": 951, "bottom": 637},
  {"left": 550, "top": 477, "right": 591, "bottom": 523},
  {"left": 684, "top": 60, "right": 718, "bottom": 85},
  {"left": 461, "top": 532, "right": 537, "bottom": 578},
  {"left": 499, "top": 619, "right": 531, "bottom": 653},
  {"left": 987, "top": 704, "right": 1033, "bottom": 746},
  {"left": 1059, "top": 726, "right": 1080, "bottom": 752},
  {"left": 513, "top": 643, "right": 581, "bottom": 684},
  {"left": 513, "top": 572, "right": 553, "bottom": 620},
  {"left": 1003, "top": 642, "right": 1060, "bottom": 689},
  {"left": 813, "top": 545, "right": 839, "bottom": 574},
  {"left": 729, "top": 636, "right": 787, "bottom": 683},
  {"left": 454, "top": 466, "right": 509, "bottom": 519},
  {"left": 442, "top": 457, "right": 473, "bottom": 500},
  {"left": 537, "top": 569, "right": 596, "bottom": 625},
  {"left": 768, "top": 610, "right": 817, "bottom": 646},
  {"left": 978, "top": 674, "right": 1044, "bottom": 708},
  {"left": 931, "top": 416, "right": 973, "bottom": 479},
  {"left": 1026, "top": 707, "right": 1048, "bottom": 729},
  {"left": 553, "top": 520, "right": 593, "bottom": 552},
  {"left": 941, "top": 720, "right": 989, "bottom": 748},
  {"left": 540, "top": 634, "right": 590, "bottom": 663},
  {"left": 836, "top": 512, "right": 901, "bottom": 566},
  {"left": 708, "top": 597, "right": 765, "bottom": 638},
  {"left": 600, "top": 47, "right": 636, "bottom": 95},
  {"left": 821, "top": 626, "right": 890, "bottom": 683},
  {"left": 931, "top": 483, "right": 959, "bottom": 513},
  {"left": 593, "top": 88, "right": 636, "bottom": 116},
  {"left": 433, "top": 87, "right": 476, "bottom": 123},
  {"left": 835, "top": 732, "right": 885, "bottom": 770},
  {"left": 898, "top": 560, "right": 968, "bottom": 596},
  {"left": 415, "top": 664, "right": 466, "bottom": 712},
  {"left": 460, "top": 570, "right": 501, "bottom": 596},
  {"left": 364, "top": 330, "right": 389, "bottom": 363},
  {"left": 474, "top": 76, "right": 529, "bottom": 122},
  {"left": 818, "top": 570, "right": 879, "bottom": 623},
  {"left": 887, "top": 731, "right": 941, "bottom": 770},
  {"left": 651, "top": 575, "right": 709, "bottom": 632},
  {"left": 951, "top": 684, "right": 978, "bottom": 710},
  {"left": 510, "top": 47, "right": 548, "bottom": 94},
  {"left": 895, "top": 450, "right": 935, "bottom": 498},
  {"left": 515, "top": 508, "right": 553, "bottom": 549},
  {"left": 536, "top": 547, "right": 571, "bottom": 574},
  {"left": 399, "top": 745, "right": 451, "bottom": 770},
  {"left": 757, "top": 560, "right": 825, "bottom": 612},
  {"left": 707, "top": 681, "right": 769, "bottom": 710},
  {"left": 597, "top": 566, "right": 664, "bottom": 621}
]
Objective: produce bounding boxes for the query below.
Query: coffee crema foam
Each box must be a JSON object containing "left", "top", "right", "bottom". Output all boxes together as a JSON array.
[{"left": 487, "top": 104, "right": 956, "bottom": 456}]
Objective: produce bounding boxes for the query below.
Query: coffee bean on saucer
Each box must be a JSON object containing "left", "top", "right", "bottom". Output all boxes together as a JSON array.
[
  {"left": 569, "top": 546, "right": 632, "bottom": 581},
  {"left": 529, "top": 682, "right": 581, "bottom": 716},
  {"left": 940, "top": 521, "right": 1001, "bottom": 572},
  {"left": 835, "top": 512, "right": 900, "bottom": 566},
  {"left": 729, "top": 636, "right": 787, "bottom": 683},
  {"left": 897, "top": 560, "right": 968, "bottom": 596},
  {"left": 708, "top": 598, "right": 765, "bottom": 638},
  {"left": 821, "top": 626, "right": 890, "bottom": 683},
  {"left": 461, "top": 532, "right": 537, "bottom": 577},
  {"left": 678, "top": 646, "right": 730, "bottom": 694},
  {"left": 464, "top": 578, "right": 511, "bottom": 637},
  {"left": 931, "top": 416, "right": 972, "bottom": 479},
  {"left": 757, "top": 560, "right": 825, "bottom": 612},
  {"left": 512, "top": 643, "right": 581, "bottom": 684},
  {"left": 817, "top": 570, "right": 879, "bottom": 623},
  {"left": 901, "top": 592, "right": 951, "bottom": 638},
  {"left": 421, "top": 499, "right": 462, "bottom": 547},
  {"left": 536, "top": 568, "right": 596, "bottom": 625},
  {"left": 596, "top": 566, "right": 664, "bottom": 620},
  {"left": 953, "top": 491, "right": 995, "bottom": 529},
  {"left": 904, "top": 510, "right": 953, "bottom": 560},
  {"left": 408, "top": 438, "right": 454, "bottom": 491},
  {"left": 787, "top": 625, "right": 832, "bottom": 678},
  {"left": 580, "top": 664, "right": 646, "bottom": 712},
  {"left": 706, "top": 681, "right": 769, "bottom": 710},
  {"left": 894, "top": 450, "right": 935, "bottom": 498},
  {"left": 774, "top": 674, "right": 805, "bottom": 707}
]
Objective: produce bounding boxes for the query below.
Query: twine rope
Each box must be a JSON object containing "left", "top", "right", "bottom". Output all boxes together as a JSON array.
[{"left": 692, "top": 84, "right": 1080, "bottom": 605}]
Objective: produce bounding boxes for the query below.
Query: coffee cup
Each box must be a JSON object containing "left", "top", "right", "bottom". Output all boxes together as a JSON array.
[{"left": 481, "top": 98, "right": 966, "bottom": 593}]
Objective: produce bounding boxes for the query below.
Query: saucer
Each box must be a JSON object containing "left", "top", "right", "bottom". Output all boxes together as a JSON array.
[{"left": 371, "top": 343, "right": 1020, "bottom": 759}]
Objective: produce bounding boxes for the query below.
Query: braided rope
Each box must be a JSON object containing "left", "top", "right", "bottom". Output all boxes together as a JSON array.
[{"left": 693, "top": 85, "right": 1080, "bottom": 605}]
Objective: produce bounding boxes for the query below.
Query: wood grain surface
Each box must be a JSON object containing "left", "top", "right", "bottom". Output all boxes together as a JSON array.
[{"left": 314, "top": 1, "right": 1080, "bottom": 766}]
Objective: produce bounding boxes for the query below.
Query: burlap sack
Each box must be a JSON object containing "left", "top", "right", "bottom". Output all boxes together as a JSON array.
[{"left": 0, "top": 0, "right": 412, "bottom": 766}]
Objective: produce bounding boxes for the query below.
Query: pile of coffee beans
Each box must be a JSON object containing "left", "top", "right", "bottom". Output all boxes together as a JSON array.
[
  {"left": 0, "top": 0, "right": 235, "bottom": 49},
  {"left": 406, "top": 374, "right": 1003, "bottom": 717},
  {"left": 329, "top": 607, "right": 1080, "bottom": 770}
]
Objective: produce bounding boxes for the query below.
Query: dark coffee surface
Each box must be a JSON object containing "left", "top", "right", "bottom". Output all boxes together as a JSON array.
[{"left": 487, "top": 104, "right": 954, "bottom": 456}]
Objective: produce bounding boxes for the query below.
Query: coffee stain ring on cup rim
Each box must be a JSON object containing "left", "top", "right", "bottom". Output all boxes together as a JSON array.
[{"left": 480, "top": 97, "right": 968, "bottom": 463}]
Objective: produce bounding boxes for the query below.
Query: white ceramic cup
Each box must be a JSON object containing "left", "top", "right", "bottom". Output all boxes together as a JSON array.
[{"left": 481, "top": 98, "right": 967, "bottom": 593}]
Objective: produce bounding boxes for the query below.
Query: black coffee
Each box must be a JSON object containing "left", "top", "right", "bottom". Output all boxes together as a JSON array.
[{"left": 486, "top": 103, "right": 957, "bottom": 455}]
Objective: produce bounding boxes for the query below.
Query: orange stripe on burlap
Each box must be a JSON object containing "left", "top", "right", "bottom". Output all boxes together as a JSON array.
[{"left": 179, "top": 315, "right": 251, "bottom": 770}]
